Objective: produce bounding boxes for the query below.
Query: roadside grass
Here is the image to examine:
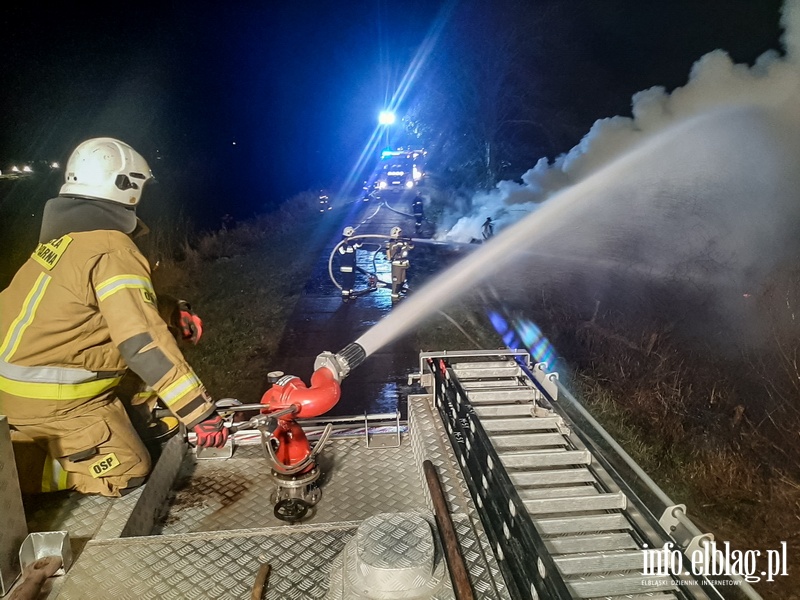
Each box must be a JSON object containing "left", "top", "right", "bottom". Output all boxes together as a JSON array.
[
  {"left": 572, "top": 360, "right": 800, "bottom": 599},
  {"left": 545, "top": 287, "right": 800, "bottom": 599},
  {"left": 145, "top": 192, "right": 339, "bottom": 404}
]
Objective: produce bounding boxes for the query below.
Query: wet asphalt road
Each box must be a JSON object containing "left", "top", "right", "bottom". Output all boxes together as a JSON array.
[{"left": 270, "top": 191, "right": 429, "bottom": 419}]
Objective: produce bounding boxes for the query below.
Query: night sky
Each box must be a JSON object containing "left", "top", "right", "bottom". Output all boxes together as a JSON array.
[{"left": 0, "top": 1, "right": 785, "bottom": 225}]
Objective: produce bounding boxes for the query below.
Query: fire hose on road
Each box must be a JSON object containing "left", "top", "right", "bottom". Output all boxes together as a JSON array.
[{"left": 327, "top": 233, "right": 474, "bottom": 295}]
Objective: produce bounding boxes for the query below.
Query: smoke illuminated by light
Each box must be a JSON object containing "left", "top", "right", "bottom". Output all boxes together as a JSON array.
[{"left": 439, "top": 0, "right": 800, "bottom": 245}]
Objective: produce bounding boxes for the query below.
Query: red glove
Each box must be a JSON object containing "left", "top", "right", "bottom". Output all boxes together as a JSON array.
[
  {"left": 193, "top": 414, "right": 229, "bottom": 448},
  {"left": 178, "top": 301, "right": 203, "bottom": 344}
]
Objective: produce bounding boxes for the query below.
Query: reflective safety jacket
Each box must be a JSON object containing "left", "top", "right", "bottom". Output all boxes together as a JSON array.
[
  {"left": 386, "top": 240, "right": 412, "bottom": 264},
  {"left": 0, "top": 229, "right": 215, "bottom": 428}
]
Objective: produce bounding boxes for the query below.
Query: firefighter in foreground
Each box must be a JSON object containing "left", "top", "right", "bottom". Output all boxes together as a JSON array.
[
  {"left": 0, "top": 137, "right": 229, "bottom": 497},
  {"left": 386, "top": 226, "right": 413, "bottom": 302}
]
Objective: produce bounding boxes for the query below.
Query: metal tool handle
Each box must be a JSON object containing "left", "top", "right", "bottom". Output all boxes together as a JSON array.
[
  {"left": 423, "top": 460, "right": 475, "bottom": 600},
  {"left": 226, "top": 406, "right": 297, "bottom": 433},
  {"left": 250, "top": 563, "right": 271, "bottom": 600}
]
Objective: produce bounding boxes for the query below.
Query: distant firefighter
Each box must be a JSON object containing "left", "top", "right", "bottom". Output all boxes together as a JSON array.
[
  {"left": 386, "top": 226, "right": 413, "bottom": 302},
  {"left": 338, "top": 226, "right": 361, "bottom": 302},
  {"left": 220, "top": 213, "right": 235, "bottom": 230},
  {"left": 412, "top": 194, "right": 424, "bottom": 235},
  {"left": 482, "top": 217, "right": 494, "bottom": 240}
]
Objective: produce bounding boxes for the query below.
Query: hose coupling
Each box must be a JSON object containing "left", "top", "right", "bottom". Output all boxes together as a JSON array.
[{"left": 314, "top": 343, "right": 366, "bottom": 381}]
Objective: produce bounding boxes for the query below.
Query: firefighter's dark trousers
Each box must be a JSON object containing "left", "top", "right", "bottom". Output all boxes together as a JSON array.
[
  {"left": 340, "top": 254, "right": 356, "bottom": 298},
  {"left": 391, "top": 261, "right": 409, "bottom": 299}
]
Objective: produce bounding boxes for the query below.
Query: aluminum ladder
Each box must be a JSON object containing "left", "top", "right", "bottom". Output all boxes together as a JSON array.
[{"left": 422, "top": 350, "right": 743, "bottom": 600}]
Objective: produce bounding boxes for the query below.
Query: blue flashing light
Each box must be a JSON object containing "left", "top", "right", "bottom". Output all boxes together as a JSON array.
[
  {"left": 487, "top": 310, "right": 558, "bottom": 370},
  {"left": 379, "top": 110, "right": 396, "bottom": 125},
  {"left": 488, "top": 311, "right": 509, "bottom": 335}
]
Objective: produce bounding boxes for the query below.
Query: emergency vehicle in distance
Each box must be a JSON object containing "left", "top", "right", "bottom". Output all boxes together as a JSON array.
[
  {"left": 375, "top": 149, "right": 426, "bottom": 193},
  {"left": 319, "top": 190, "right": 333, "bottom": 212}
]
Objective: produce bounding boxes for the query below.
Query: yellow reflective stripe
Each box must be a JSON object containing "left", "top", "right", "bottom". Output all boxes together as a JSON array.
[
  {"left": 95, "top": 275, "right": 154, "bottom": 302},
  {"left": 160, "top": 373, "right": 202, "bottom": 407},
  {"left": 41, "top": 456, "right": 53, "bottom": 492},
  {"left": 0, "top": 374, "right": 122, "bottom": 400},
  {"left": 0, "top": 273, "right": 51, "bottom": 361},
  {"left": 57, "top": 461, "right": 69, "bottom": 490},
  {"left": 42, "top": 459, "right": 70, "bottom": 492}
]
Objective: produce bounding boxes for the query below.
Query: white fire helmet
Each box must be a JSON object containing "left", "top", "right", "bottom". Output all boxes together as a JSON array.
[
  {"left": 390, "top": 226, "right": 402, "bottom": 238},
  {"left": 342, "top": 226, "right": 355, "bottom": 237},
  {"left": 60, "top": 138, "right": 153, "bottom": 206}
]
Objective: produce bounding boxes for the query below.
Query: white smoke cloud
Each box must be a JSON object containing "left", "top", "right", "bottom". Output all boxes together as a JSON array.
[{"left": 440, "top": 0, "right": 800, "bottom": 243}]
